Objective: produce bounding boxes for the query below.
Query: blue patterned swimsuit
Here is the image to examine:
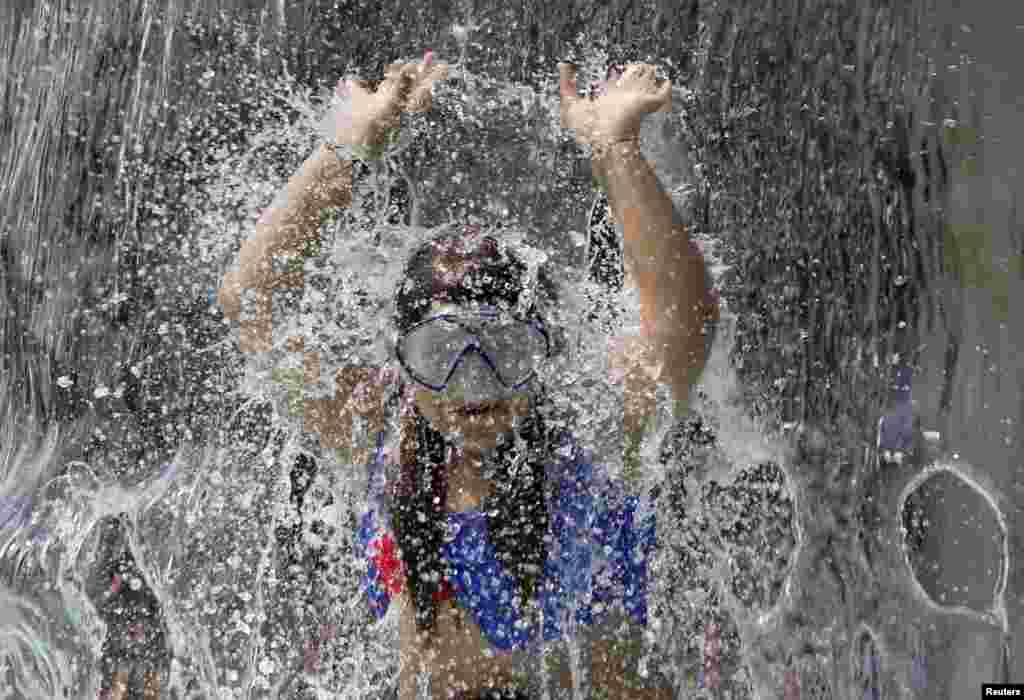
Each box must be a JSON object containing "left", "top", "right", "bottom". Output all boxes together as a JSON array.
[{"left": 355, "top": 430, "right": 656, "bottom": 653}]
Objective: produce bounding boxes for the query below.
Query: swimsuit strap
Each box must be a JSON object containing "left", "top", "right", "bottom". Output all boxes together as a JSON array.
[{"left": 358, "top": 429, "right": 655, "bottom": 650}]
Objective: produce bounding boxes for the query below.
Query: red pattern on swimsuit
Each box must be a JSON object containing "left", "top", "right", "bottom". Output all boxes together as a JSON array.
[
  {"left": 433, "top": 579, "right": 455, "bottom": 602},
  {"left": 369, "top": 530, "right": 455, "bottom": 602},
  {"left": 369, "top": 532, "right": 404, "bottom": 595}
]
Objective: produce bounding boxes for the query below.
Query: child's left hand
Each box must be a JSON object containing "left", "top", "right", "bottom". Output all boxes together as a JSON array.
[
  {"left": 558, "top": 62, "right": 672, "bottom": 153},
  {"left": 337, "top": 52, "right": 449, "bottom": 149}
]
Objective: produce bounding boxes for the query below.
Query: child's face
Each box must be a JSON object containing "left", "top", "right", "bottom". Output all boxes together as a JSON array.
[
  {"left": 412, "top": 385, "right": 531, "bottom": 457},
  {"left": 408, "top": 302, "right": 534, "bottom": 458}
]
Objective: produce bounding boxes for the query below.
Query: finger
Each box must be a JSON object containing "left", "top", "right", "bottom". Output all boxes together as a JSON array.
[
  {"left": 430, "top": 62, "right": 450, "bottom": 81},
  {"left": 655, "top": 79, "right": 672, "bottom": 112},
  {"left": 627, "top": 64, "right": 653, "bottom": 84},
  {"left": 347, "top": 78, "right": 371, "bottom": 96},
  {"left": 558, "top": 62, "right": 579, "bottom": 101},
  {"left": 143, "top": 670, "right": 161, "bottom": 700},
  {"left": 416, "top": 64, "right": 448, "bottom": 98},
  {"left": 395, "top": 68, "right": 417, "bottom": 99},
  {"left": 382, "top": 67, "right": 415, "bottom": 99},
  {"left": 407, "top": 87, "right": 433, "bottom": 113},
  {"left": 407, "top": 77, "right": 438, "bottom": 111},
  {"left": 381, "top": 64, "right": 414, "bottom": 96},
  {"left": 414, "top": 58, "right": 431, "bottom": 79},
  {"left": 378, "top": 64, "right": 403, "bottom": 88},
  {"left": 109, "top": 671, "right": 129, "bottom": 700},
  {"left": 638, "top": 77, "right": 671, "bottom": 111}
]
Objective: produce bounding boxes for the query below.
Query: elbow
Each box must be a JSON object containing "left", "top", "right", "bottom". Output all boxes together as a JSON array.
[{"left": 660, "top": 322, "right": 714, "bottom": 411}]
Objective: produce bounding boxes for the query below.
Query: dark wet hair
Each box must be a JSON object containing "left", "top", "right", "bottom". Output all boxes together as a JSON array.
[
  {"left": 396, "top": 230, "right": 513, "bottom": 328},
  {"left": 393, "top": 225, "right": 560, "bottom": 331},
  {"left": 388, "top": 227, "right": 570, "bottom": 639}
]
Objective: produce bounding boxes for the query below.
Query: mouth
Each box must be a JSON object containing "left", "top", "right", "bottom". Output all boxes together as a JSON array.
[{"left": 459, "top": 401, "right": 495, "bottom": 416}]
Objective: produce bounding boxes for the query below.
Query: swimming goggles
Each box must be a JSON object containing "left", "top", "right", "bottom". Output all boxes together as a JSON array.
[{"left": 395, "top": 306, "right": 551, "bottom": 392}]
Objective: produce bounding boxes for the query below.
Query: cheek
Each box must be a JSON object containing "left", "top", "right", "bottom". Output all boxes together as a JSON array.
[
  {"left": 412, "top": 390, "right": 466, "bottom": 432},
  {"left": 414, "top": 396, "right": 444, "bottom": 426}
]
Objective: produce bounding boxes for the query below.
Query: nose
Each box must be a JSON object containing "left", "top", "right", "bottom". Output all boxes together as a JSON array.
[
  {"left": 446, "top": 347, "right": 506, "bottom": 398},
  {"left": 450, "top": 346, "right": 498, "bottom": 381}
]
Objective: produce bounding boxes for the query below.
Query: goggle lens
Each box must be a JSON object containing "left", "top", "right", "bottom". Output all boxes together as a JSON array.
[{"left": 399, "top": 314, "right": 549, "bottom": 389}]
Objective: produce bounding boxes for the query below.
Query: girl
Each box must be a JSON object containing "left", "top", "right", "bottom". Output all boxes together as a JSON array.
[{"left": 220, "top": 54, "right": 717, "bottom": 700}]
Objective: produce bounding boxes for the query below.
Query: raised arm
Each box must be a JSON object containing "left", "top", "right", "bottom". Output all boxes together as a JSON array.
[
  {"left": 217, "top": 145, "right": 353, "bottom": 353},
  {"left": 217, "top": 51, "right": 447, "bottom": 353},
  {"left": 599, "top": 137, "right": 718, "bottom": 428},
  {"left": 559, "top": 62, "right": 719, "bottom": 448},
  {"left": 217, "top": 54, "right": 447, "bottom": 454}
]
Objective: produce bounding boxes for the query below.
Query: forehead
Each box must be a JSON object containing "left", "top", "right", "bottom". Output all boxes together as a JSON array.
[
  {"left": 431, "top": 302, "right": 457, "bottom": 315},
  {"left": 430, "top": 301, "right": 493, "bottom": 315}
]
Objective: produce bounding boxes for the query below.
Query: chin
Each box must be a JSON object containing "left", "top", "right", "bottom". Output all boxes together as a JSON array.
[
  {"left": 464, "top": 432, "right": 500, "bottom": 447},
  {"left": 458, "top": 430, "right": 503, "bottom": 450}
]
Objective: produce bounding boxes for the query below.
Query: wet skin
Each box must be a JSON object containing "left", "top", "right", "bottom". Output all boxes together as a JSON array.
[
  {"left": 407, "top": 301, "right": 534, "bottom": 511},
  {"left": 397, "top": 301, "right": 673, "bottom": 700}
]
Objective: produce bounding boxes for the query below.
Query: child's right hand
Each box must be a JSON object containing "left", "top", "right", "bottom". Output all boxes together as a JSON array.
[{"left": 335, "top": 51, "right": 449, "bottom": 148}]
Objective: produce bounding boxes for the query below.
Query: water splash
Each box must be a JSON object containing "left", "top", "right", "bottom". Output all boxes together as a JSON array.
[{"left": 0, "top": 12, "right": 801, "bottom": 697}]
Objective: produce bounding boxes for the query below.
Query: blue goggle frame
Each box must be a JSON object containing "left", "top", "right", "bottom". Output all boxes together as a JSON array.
[{"left": 395, "top": 306, "right": 552, "bottom": 392}]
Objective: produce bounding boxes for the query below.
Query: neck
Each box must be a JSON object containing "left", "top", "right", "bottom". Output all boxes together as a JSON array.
[{"left": 445, "top": 449, "right": 492, "bottom": 511}]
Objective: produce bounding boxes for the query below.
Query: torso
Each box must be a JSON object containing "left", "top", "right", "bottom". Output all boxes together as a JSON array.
[
  {"left": 402, "top": 589, "right": 527, "bottom": 698},
  {"left": 444, "top": 456, "right": 492, "bottom": 512},
  {"left": 381, "top": 433, "right": 576, "bottom": 698},
  {"left": 427, "top": 475, "right": 524, "bottom": 696}
]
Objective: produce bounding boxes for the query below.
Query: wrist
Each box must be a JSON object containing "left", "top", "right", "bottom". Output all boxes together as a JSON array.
[
  {"left": 336, "top": 125, "right": 400, "bottom": 162},
  {"left": 236, "top": 244, "right": 273, "bottom": 288},
  {"left": 591, "top": 137, "right": 641, "bottom": 168}
]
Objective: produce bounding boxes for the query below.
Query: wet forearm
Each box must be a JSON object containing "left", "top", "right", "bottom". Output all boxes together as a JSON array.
[
  {"left": 229, "top": 144, "right": 352, "bottom": 352},
  {"left": 236, "top": 144, "right": 353, "bottom": 287},
  {"left": 596, "top": 140, "right": 716, "bottom": 413}
]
